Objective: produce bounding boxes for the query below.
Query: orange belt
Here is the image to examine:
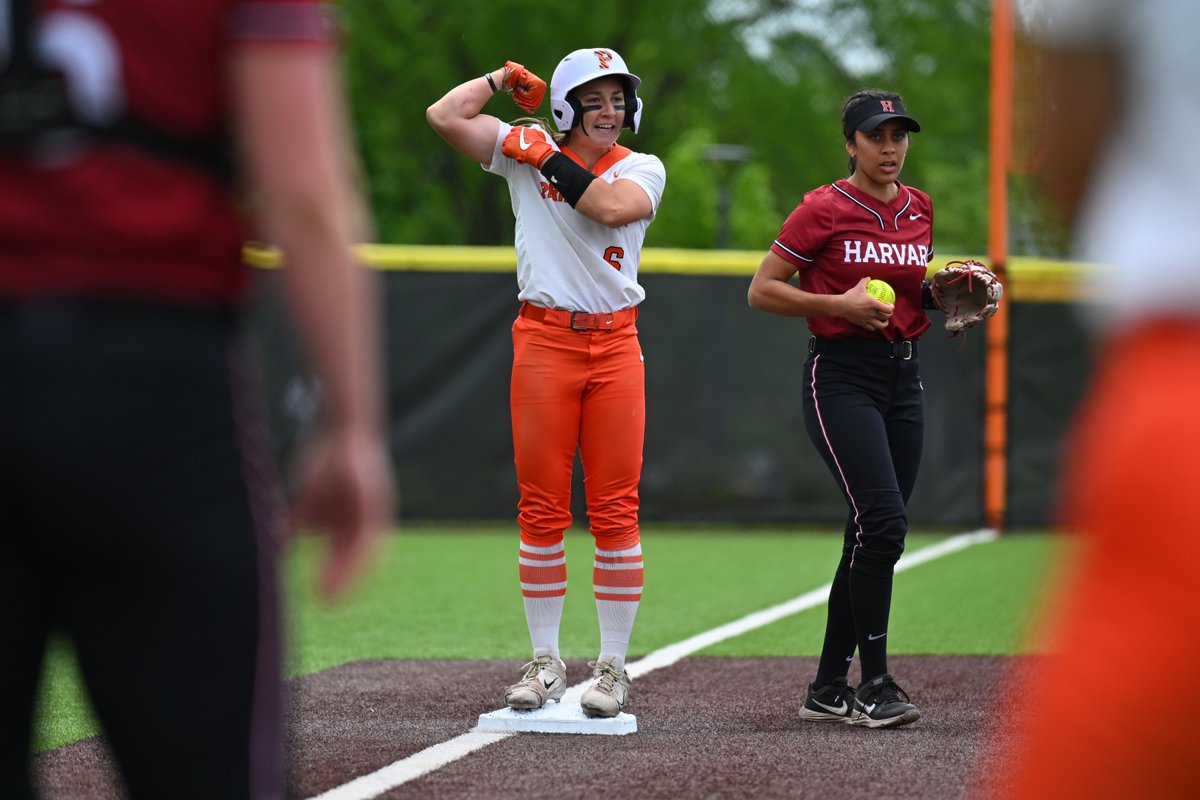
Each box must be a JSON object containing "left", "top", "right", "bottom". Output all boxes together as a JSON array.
[{"left": 519, "top": 302, "right": 638, "bottom": 331}]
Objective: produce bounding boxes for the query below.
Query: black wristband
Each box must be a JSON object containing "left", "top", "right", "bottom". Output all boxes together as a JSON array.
[
  {"left": 921, "top": 278, "right": 940, "bottom": 310},
  {"left": 538, "top": 152, "right": 597, "bottom": 208},
  {"left": 485, "top": 73, "right": 499, "bottom": 94}
]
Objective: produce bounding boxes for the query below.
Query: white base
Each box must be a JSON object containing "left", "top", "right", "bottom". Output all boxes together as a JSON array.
[{"left": 475, "top": 701, "right": 637, "bottom": 735}]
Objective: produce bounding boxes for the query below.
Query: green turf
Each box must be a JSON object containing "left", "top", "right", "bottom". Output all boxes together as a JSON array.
[
  {"left": 701, "top": 532, "right": 1064, "bottom": 656},
  {"left": 33, "top": 525, "right": 1062, "bottom": 751},
  {"left": 32, "top": 638, "right": 102, "bottom": 754},
  {"left": 285, "top": 525, "right": 849, "bottom": 671}
]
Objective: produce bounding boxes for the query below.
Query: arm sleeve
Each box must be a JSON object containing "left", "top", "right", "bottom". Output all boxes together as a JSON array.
[
  {"left": 770, "top": 193, "right": 832, "bottom": 268},
  {"left": 614, "top": 154, "right": 667, "bottom": 215},
  {"left": 482, "top": 122, "right": 515, "bottom": 178}
]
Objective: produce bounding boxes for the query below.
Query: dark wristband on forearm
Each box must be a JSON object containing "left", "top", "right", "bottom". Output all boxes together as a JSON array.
[
  {"left": 921, "top": 278, "right": 939, "bottom": 310},
  {"left": 538, "top": 153, "right": 597, "bottom": 208}
]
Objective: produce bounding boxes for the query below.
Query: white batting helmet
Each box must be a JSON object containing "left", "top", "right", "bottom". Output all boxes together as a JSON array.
[{"left": 549, "top": 48, "right": 643, "bottom": 134}]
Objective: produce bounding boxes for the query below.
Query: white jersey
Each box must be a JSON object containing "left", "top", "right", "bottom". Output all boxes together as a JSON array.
[
  {"left": 484, "top": 121, "right": 666, "bottom": 313},
  {"left": 1035, "top": 0, "right": 1200, "bottom": 331}
]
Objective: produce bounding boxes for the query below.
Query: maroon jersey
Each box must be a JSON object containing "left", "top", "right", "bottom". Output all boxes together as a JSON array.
[
  {"left": 0, "top": 0, "right": 332, "bottom": 307},
  {"left": 770, "top": 179, "right": 934, "bottom": 341}
]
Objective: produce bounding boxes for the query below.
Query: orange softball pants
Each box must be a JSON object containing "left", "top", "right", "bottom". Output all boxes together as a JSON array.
[
  {"left": 978, "top": 320, "right": 1200, "bottom": 799},
  {"left": 510, "top": 303, "right": 644, "bottom": 549}
]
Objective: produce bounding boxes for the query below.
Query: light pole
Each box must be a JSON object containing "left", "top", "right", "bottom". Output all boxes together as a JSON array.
[{"left": 700, "top": 143, "right": 752, "bottom": 249}]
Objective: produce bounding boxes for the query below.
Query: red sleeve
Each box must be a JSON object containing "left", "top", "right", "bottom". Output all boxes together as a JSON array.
[
  {"left": 924, "top": 194, "right": 936, "bottom": 265},
  {"left": 903, "top": 186, "right": 934, "bottom": 266},
  {"left": 770, "top": 186, "right": 834, "bottom": 269}
]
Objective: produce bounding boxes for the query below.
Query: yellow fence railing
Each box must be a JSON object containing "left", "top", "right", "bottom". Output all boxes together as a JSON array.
[{"left": 244, "top": 244, "right": 1098, "bottom": 303}]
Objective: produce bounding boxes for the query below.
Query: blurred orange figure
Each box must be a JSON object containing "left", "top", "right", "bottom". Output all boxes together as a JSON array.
[{"left": 980, "top": 0, "right": 1200, "bottom": 796}]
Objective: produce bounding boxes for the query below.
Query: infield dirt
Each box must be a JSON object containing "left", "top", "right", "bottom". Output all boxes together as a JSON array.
[{"left": 35, "top": 654, "right": 1030, "bottom": 799}]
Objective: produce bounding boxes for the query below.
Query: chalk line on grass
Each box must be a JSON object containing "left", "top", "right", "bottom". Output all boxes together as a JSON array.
[{"left": 306, "top": 528, "right": 998, "bottom": 800}]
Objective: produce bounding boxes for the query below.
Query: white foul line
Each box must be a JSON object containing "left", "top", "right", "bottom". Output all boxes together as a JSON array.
[{"left": 306, "top": 528, "right": 998, "bottom": 800}]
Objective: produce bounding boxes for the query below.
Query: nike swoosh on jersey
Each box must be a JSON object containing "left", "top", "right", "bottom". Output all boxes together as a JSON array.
[{"left": 908, "top": 213, "right": 922, "bottom": 220}]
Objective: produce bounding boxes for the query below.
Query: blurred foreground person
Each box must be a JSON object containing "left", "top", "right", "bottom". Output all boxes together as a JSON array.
[
  {"left": 0, "top": 1, "right": 393, "bottom": 797},
  {"left": 979, "top": 0, "right": 1200, "bottom": 796}
]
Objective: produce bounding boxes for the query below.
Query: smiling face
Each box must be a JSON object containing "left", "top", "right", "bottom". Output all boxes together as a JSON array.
[
  {"left": 567, "top": 76, "right": 627, "bottom": 152},
  {"left": 846, "top": 119, "right": 911, "bottom": 199}
]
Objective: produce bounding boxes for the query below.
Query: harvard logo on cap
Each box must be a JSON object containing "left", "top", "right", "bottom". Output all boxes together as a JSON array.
[{"left": 843, "top": 95, "right": 921, "bottom": 138}]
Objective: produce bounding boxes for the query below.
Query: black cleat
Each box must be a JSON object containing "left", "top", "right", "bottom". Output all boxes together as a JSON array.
[
  {"left": 799, "top": 676, "right": 856, "bottom": 722},
  {"left": 849, "top": 673, "right": 921, "bottom": 728}
]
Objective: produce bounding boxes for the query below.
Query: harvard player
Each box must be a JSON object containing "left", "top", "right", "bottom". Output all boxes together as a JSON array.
[
  {"left": 0, "top": 1, "right": 393, "bottom": 797},
  {"left": 748, "top": 90, "right": 931, "bottom": 729},
  {"left": 427, "top": 48, "right": 665, "bottom": 719}
]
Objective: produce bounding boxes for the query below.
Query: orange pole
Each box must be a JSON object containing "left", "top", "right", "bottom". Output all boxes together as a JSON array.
[{"left": 985, "top": 0, "right": 1013, "bottom": 531}]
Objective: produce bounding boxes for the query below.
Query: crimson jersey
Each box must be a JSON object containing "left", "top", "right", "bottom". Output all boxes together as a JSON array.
[
  {"left": 771, "top": 179, "right": 934, "bottom": 341},
  {"left": 0, "top": 0, "right": 332, "bottom": 306}
]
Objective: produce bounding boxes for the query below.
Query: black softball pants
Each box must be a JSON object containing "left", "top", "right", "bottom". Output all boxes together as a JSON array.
[
  {"left": 0, "top": 299, "right": 285, "bottom": 800},
  {"left": 802, "top": 343, "right": 924, "bottom": 683}
]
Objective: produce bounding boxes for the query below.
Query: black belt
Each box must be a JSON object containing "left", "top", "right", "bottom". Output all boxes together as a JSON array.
[{"left": 808, "top": 337, "right": 917, "bottom": 360}]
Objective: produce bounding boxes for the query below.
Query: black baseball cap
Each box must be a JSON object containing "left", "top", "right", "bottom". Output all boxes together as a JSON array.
[{"left": 843, "top": 97, "right": 921, "bottom": 139}]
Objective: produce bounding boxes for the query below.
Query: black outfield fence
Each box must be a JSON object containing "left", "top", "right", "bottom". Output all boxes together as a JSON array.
[{"left": 247, "top": 248, "right": 1094, "bottom": 529}]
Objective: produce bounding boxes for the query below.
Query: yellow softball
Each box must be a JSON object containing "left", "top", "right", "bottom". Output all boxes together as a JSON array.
[{"left": 865, "top": 278, "right": 896, "bottom": 305}]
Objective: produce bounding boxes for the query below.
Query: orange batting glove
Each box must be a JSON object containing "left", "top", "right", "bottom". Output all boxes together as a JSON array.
[
  {"left": 501, "top": 125, "right": 556, "bottom": 169},
  {"left": 504, "top": 60, "right": 546, "bottom": 112}
]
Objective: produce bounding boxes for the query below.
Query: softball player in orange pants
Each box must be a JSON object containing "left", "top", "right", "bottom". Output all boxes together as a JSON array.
[
  {"left": 982, "top": 324, "right": 1200, "bottom": 798},
  {"left": 979, "top": 0, "right": 1200, "bottom": 793},
  {"left": 512, "top": 306, "right": 644, "bottom": 549},
  {"left": 428, "top": 47, "right": 665, "bottom": 718}
]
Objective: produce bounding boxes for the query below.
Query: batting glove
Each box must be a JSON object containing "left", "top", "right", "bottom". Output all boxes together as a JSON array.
[
  {"left": 501, "top": 125, "right": 556, "bottom": 169},
  {"left": 504, "top": 61, "right": 546, "bottom": 112}
]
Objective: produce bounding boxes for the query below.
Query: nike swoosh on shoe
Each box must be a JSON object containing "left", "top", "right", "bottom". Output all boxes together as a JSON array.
[{"left": 814, "top": 700, "right": 848, "bottom": 714}]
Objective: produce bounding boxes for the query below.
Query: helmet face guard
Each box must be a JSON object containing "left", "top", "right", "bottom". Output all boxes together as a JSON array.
[{"left": 549, "top": 48, "right": 643, "bottom": 134}]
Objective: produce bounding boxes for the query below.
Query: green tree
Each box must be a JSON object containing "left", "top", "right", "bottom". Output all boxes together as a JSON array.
[
  {"left": 338, "top": 0, "right": 992, "bottom": 253},
  {"left": 834, "top": 0, "right": 992, "bottom": 252},
  {"left": 649, "top": 129, "right": 783, "bottom": 250},
  {"left": 708, "top": 0, "right": 992, "bottom": 252}
]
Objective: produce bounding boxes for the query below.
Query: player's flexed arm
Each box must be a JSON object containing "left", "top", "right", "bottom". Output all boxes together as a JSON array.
[
  {"left": 500, "top": 125, "right": 652, "bottom": 228},
  {"left": 575, "top": 178, "right": 653, "bottom": 228},
  {"left": 426, "top": 61, "right": 546, "bottom": 165}
]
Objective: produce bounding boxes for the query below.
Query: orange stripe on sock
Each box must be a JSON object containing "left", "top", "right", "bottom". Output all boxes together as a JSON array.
[
  {"left": 594, "top": 591, "right": 641, "bottom": 602},
  {"left": 594, "top": 554, "right": 643, "bottom": 564},
  {"left": 523, "top": 588, "right": 567, "bottom": 598},
  {"left": 593, "top": 568, "right": 644, "bottom": 588},
  {"left": 520, "top": 549, "right": 565, "bottom": 562},
  {"left": 521, "top": 563, "right": 566, "bottom": 583}
]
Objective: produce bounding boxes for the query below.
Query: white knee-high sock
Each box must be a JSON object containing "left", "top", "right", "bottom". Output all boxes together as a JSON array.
[
  {"left": 519, "top": 532, "right": 566, "bottom": 657},
  {"left": 593, "top": 540, "right": 643, "bottom": 670}
]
